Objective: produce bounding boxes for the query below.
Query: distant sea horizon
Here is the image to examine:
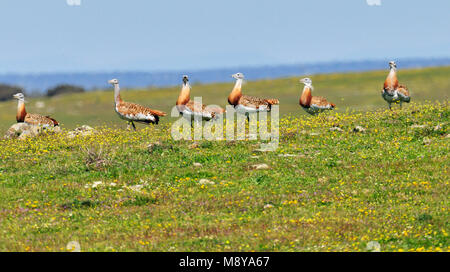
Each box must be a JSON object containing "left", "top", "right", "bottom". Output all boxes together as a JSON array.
[{"left": 1, "top": 57, "right": 449, "bottom": 94}]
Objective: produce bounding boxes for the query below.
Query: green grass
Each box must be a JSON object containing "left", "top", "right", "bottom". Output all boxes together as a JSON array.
[{"left": 0, "top": 67, "right": 448, "bottom": 252}]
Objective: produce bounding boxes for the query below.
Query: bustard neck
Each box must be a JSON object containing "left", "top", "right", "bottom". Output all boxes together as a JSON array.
[
  {"left": 177, "top": 82, "right": 191, "bottom": 105},
  {"left": 114, "top": 84, "right": 122, "bottom": 103}
]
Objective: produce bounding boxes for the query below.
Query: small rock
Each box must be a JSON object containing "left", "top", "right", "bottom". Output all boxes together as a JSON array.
[
  {"left": 18, "top": 127, "right": 41, "bottom": 139},
  {"left": 366, "top": 241, "right": 381, "bottom": 252},
  {"left": 353, "top": 126, "right": 366, "bottom": 133},
  {"left": 423, "top": 137, "right": 431, "bottom": 145},
  {"left": 193, "top": 162, "right": 203, "bottom": 167},
  {"left": 433, "top": 124, "right": 443, "bottom": 132},
  {"left": 410, "top": 124, "right": 427, "bottom": 129},
  {"left": 78, "top": 125, "right": 92, "bottom": 131},
  {"left": 5, "top": 123, "right": 32, "bottom": 139},
  {"left": 91, "top": 181, "right": 103, "bottom": 188},
  {"left": 278, "top": 154, "right": 297, "bottom": 157},
  {"left": 45, "top": 126, "right": 62, "bottom": 134},
  {"left": 264, "top": 204, "right": 274, "bottom": 209},
  {"left": 129, "top": 184, "right": 144, "bottom": 192},
  {"left": 318, "top": 177, "right": 329, "bottom": 183},
  {"left": 198, "top": 179, "right": 215, "bottom": 185},
  {"left": 251, "top": 163, "right": 270, "bottom": 170},
  {"left": 250, "top": 156, "right": 260, "bottom": 159},
  {"left": 66, "top": 241, "right": 81, "bottom": 252},
  {"left": 4, "top": 123, "right": 60, "bottom": 139},
  {"left": 67, "top": 125, "right": 94, "bottom": 138},
  {"left": 309, "top": 132, "right": 320, "bottom": 136},
  {"left": 84, "top": 181, "right": 103, "bottom": 189},
  {"left": 446, "top": 134, "right": 450, "bottom": 138},
  {"left": 329, "top": 127, "right": 343, "bottom": 132}
]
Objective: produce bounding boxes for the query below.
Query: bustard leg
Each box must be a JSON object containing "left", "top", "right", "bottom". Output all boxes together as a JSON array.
[
  {"left": 388, "top": 103, "right": 392, "bottom": 110},
  {"left": 127, "top": 121, "right": 136, "bottom": 131},
  {"left": 400, "top": 101, "right": 403, "bottom": 109}
]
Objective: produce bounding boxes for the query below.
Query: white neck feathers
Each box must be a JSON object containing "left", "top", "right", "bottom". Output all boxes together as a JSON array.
[
  {"left": 303, "top": 84, "right": 313, "bottom": 91},
  {"left": 114, "top": 84, "right": 121, "bottom": 103},
  {"left": 17, "top": 99, "right": 25, "bottom": 108},
  {"left": 234, "top": 78, "right": 243, "bottom": 90}
]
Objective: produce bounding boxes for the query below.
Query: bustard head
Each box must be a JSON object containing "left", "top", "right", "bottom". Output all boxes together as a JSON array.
[
  {"left": 300, "top": 78, "right": 313, "bottom": 88},
  {"left": 13, "top": 92, "right": 25, "bottom": 101},
  {"left": 389, "top": 61, "right": 397, "bottom": 69},
  {"left": 182, "top": 75, "right": 189, "bottom": 84},
  {"left": 232, "top": 73, "right": 244, "bottom": 80},
  {"left": 108, "top": 78, "right": 119, "bottom": 85}
]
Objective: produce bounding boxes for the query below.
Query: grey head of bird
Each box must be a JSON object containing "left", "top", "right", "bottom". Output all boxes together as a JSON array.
[
  {"left": 232, "top": 73, "right": 244, "bottom": 80},
  {"left": 182, "top": 75, "right": 189, "bottom": 84},
  {"left": 108, "top": 78, "right": 119, "bottom": 85},
  {"left": 13, "top": 92, "right": 25, "bottom": 101},
  {"left": 300, "top": 78, "right": 313, "bottom": 88},
  {"left": 389, "top": 61, "right": 397, "bottom": 69}
]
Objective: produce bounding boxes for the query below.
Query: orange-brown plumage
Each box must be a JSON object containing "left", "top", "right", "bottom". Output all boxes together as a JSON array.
[
  {"left": 177, "top": 75, "right": 225, "bottom": 120},
  {"left": 396, "top": 85, "right": 410, "bottom": 97},
  {"left": 184, "top": 100, "right": 224, "bottom": 118},
  {"left": 229, "top": 73, "right": 278, "bottom": 111},
  {"left": 236, "top": 95, "right": 278, "bottom": 109},
  {"left": 109, "top": 79, "right": 166, "bottom": 128},
  {"left": 227, "top": 84, "right": 242, "bottom": 106},
  {"left": 299, "top": 87, "right": 312, "bottom": 108},
  {"left": 116, "top": 101, "right": 166, "bottom": 118},
  {"left": 384, "top": 71, "right": 398, "bottom": 92},
  {"left": 24, "top": 113, "right": 59, "bottom": 126},
  {"left": 382, "top": 61, "right": 411, "bottom": 109},
  {"left": 14, "top": 93, "right": 59, "bottom": 126},
  {"left": 299, "top": 78, "right": 335, "bottom": 115}
]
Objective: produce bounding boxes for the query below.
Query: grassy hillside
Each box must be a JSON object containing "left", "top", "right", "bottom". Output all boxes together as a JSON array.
[
  {"left": 0, "top": 67, "right": 448, "bottom": 252},
  {"left": 0, "top": 66, "right": 449, "bottom": 131}
]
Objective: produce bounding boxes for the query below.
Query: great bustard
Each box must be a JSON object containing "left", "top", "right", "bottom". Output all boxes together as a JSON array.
[
  {"left": 176, "top": 75, "right": 225, "bottom": 126},
  {"left": 382, "top": 61, "right": 411, "bottom": 109},
  {"left": 299, "top": 78, "right": 335, "bottom": 115},
  {"left": 13, "top": 92, "right": 59, "bottom": 126},
  {"left": 228, "top": 72, "right": 279, "bottom": 119},
  {"left": 108, "top": 79, "right": 166, "bottom": 130}
]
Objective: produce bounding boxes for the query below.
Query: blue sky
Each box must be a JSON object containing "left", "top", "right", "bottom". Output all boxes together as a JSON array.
[{"left": 0, "top": 0, "right": 449, "bottom": 73}]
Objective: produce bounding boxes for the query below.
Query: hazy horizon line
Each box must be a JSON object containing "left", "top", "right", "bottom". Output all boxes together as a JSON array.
[{"left": 1, "top": 56, "right": 449, "bottom": 76}]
